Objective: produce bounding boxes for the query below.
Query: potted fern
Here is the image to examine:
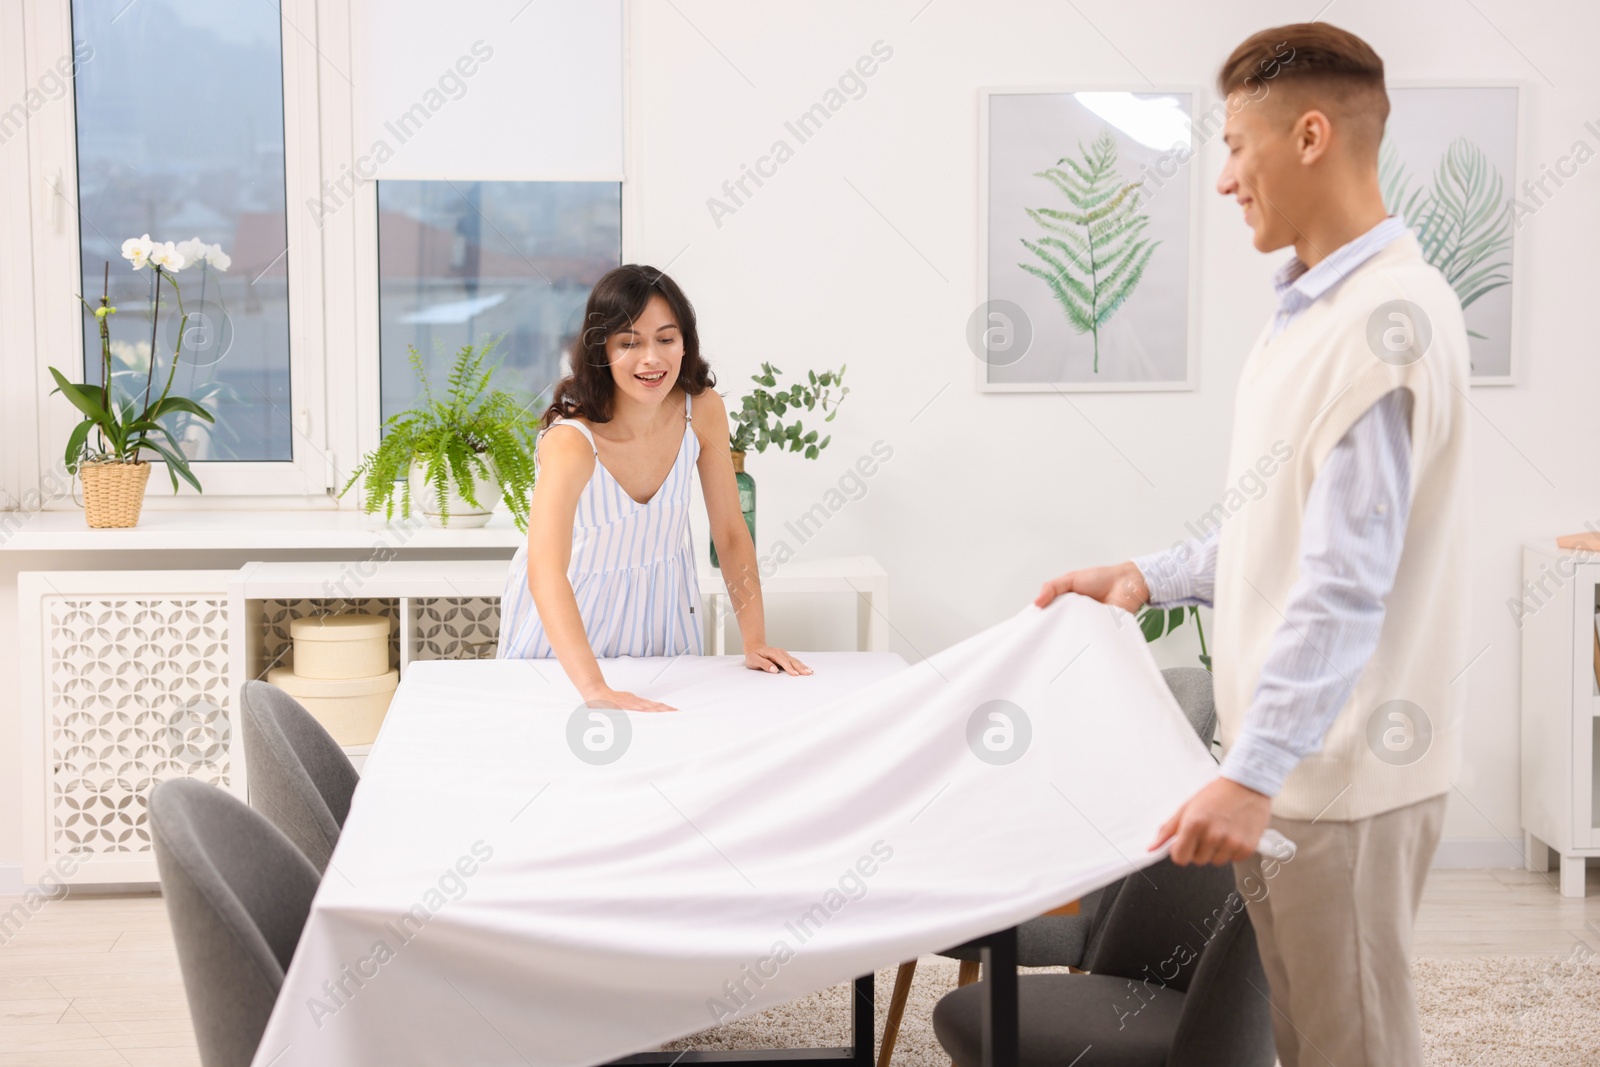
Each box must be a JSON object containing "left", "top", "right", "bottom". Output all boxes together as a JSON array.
[
  {"left": 341, "top": 341, "right": 540, "bottom": 529},
  {"left": 713, "top": 362, "right": 848, "bottom": 567},
  {"left": 50, "top": 240, "right": 223, "bottom": 528}
]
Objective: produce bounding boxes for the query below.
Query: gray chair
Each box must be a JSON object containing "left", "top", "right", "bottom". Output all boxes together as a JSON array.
[
  {"left": 240, "top": 680, "right": 360, "bottom": 873},
  {"left": 150, "top": 777, "right": 321, "bottom": 1067},
  {"left": 877, "top": 667, "right": 1220, "bottom": 1067},
  {"left": 1160, "top": 667, "right": 1217, "bottom": 756},
  {"left": 932, "top": 857, "right": 1275, "bottom": 1067}
]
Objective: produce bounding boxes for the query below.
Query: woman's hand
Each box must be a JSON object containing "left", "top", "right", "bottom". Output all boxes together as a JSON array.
[
  {"left": 744, "top": 645, "right": 812, "bottom": 676},
  {"left": 579, "top": 686, "right": 677, "bottom": 712}
]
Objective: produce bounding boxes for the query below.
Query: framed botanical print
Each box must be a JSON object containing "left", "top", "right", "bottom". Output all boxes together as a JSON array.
[
  {"left": 1382, "top": 84, "right": 1522, "bottom": 385},
  {"left": 976, "top": 87, "right": 1200, "bottom": 392}
]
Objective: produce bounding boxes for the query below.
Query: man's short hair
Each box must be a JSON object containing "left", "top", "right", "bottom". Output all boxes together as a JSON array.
[{"left": 1218, "top": 23, "right": 1389, "bottom": 160}]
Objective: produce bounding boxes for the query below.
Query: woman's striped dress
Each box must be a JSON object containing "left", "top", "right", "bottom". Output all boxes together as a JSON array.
[{"left": 496, "top": 389, "right": 704, "bottom": 659}]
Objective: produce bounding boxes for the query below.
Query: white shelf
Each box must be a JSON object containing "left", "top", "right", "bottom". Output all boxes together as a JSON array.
[
  {"left": 1521, "top": 541, "right": 1600, "bottom": 897},
  {"left": 234, "top": 559, "right": 511, "bottom": 599},
  {"left": 0, "top": 509, "right": 526, "bottom": 552}
]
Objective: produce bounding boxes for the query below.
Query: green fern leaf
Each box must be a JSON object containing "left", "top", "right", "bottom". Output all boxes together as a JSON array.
[{"left": 1018, "top": 128, "right": 1162, "bottom": 372}]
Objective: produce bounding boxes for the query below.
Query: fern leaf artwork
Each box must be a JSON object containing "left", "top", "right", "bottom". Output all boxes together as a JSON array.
[
  {"left": 1018, "top": 129, "right": 1160, "bottom": 372},
  {"left": 1380, "top": 135, "right": 1513, "bottom": 343}
]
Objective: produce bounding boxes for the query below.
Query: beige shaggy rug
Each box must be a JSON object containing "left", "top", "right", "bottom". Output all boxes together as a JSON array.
[{"left": 658, "top": 954, "right": 1600, "bottom": 1066}]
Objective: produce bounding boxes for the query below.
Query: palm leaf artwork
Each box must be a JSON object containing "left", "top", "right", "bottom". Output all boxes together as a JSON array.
[
  {"left": 1380, "top": 136, "right": 1513, "bottom": 346},
  {"left": 1019, "top": 129, "right": 1160, "bottom": 372}
]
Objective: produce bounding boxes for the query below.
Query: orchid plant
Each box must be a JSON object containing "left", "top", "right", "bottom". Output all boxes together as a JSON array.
[{"left": 48, "top": 234, "right": 226, "bottom": 492}]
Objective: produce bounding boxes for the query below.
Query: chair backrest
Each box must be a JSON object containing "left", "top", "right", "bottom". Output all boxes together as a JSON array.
[
  {"left": 241, "top": 680, "right": 359, "bottom": 873},
  {"left": 1161, "top": 667, "right": 1217, "bottom": 749},
  {"left": 1083, "top": 857, "right": 1238, "bottom": 994},
  {"left": 1080, "top": 669, "right": 1219, "bottom": 964},
  {"left": 150, "top": 777, "right": 321, "bottom": 1067},
  {"left": 1166, "top": 890, "right": 1276, "bottom": 1067}
]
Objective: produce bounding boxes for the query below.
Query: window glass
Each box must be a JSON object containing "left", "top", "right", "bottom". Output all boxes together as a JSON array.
[
  {"left": 377, "top": 180, "right": 621, "bottom": 424},
  {"left": 72, "top": 0, "right": 292, "bottom": 462}
]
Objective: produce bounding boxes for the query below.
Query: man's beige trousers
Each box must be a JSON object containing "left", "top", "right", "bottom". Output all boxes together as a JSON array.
[{"left": 1233, "top": 792, "right": 1448, "bottom": 1067}]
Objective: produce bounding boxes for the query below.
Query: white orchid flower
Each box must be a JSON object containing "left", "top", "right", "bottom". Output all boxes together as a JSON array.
[
  {"left": 120, "top": 234, "right": 155, "bottom": 270},
  {"left": 175, "top": 238, "right": 208, "bottom": 265},
  {"left": 174, "top": 238, "right": 231, "bottom": 272},
  {"left": 149, "top": 241, "right": 187, "bottom": 272}
]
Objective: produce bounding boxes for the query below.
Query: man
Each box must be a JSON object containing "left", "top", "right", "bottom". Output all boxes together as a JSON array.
[{"left": 1037, "top": 23, "right": 1469, "bottom": 1066}]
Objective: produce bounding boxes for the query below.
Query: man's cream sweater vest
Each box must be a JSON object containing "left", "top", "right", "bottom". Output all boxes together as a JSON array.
[{"left": 1212, "top": 231, "right": 1471, "bottom": 822}]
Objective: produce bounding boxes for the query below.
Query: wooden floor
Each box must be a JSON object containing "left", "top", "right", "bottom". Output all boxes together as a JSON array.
[{"left": 3, "top": 866, "right": 1600, "bottom": 1063}]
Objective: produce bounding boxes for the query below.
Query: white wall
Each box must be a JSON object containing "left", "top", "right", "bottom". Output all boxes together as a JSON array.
[
  {"left": 3, "top": 0, "right": 1595, "bottom": 880},
  {"left": 633, "top": 0, "right": 1600, "bottom": 859}
]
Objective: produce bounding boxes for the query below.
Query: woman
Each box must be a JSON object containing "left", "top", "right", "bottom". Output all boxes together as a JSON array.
[{"left": 497, "top": 264, "right": 810, "bottom": 710}]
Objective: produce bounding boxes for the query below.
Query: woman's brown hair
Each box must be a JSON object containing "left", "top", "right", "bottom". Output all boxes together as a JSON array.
[{"left": 542, "top": 264, "right": 717, "bottom": 427}]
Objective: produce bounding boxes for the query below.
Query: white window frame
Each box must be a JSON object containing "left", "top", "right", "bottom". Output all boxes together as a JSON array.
[
  {"left": 16, "top": 0, "right": 331, "bottom": 503},
  {"left": 4, "top": 0, "right": 632, "bottom": 509},
  {"left": 342, "top": 0, "right": 634, "bottom": 493}
]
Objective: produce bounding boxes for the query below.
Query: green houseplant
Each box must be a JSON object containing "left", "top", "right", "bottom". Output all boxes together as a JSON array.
[
  {"left": 713, "top": 362, "right": 849, "bottom": 568},
  {"left": 341, "top": 340, "right": 540, "bottom": 530},
  {"left": 1139, "top": 604, "right": 1210, "bottom": 671},
  {"left": 50, "top": 238, "right": 224, "bottom": 528}
]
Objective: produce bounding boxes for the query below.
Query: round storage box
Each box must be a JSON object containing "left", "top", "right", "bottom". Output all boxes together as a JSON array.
[
  {"left": 266, "top": 666, "right": 399, "bottom": 747},
  {"left": 290, "top": 613, "right": 391, "bottom": 680}
]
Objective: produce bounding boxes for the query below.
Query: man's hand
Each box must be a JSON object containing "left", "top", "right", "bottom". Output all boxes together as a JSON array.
[
  {"left": 1150, "top": 778, "right": 1273, "bottom": 866},
  {"left": 1036, "top": 561, "right": 1151, "bottom": 613}
]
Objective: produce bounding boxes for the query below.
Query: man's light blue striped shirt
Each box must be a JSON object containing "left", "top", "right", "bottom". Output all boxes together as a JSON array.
[{"left": 1133, "top": 216, "right": 1415, "bottom": 798}]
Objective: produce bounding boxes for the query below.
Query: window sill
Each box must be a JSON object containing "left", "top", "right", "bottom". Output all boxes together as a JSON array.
[{"left": 0, "top": 510, "right": 525, "bottom": 552}]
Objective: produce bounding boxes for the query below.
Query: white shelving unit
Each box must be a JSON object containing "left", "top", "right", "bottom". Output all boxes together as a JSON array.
[
  {"left": 10, "top": 549, "right": 891, "bottom": 884},
  {"left": 231, "top": 555, "right": 892, "bottom": 759},
  {"left": 229, "top": 560, "right": 509, "bottom": 770},
  {"left": 701, "top": 555, "right": 891, "bottom": 654},
  {"left": 1520, "top": 541, "right": 1600, "bottom": 896}
]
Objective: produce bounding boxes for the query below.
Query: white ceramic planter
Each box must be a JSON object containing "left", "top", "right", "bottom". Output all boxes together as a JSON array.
[{"left": 408, "top": 455, "right": 500, "bottom": 528}]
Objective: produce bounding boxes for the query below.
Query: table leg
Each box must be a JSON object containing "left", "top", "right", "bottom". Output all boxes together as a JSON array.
[
  {"left": 606, "top": 973, "right": 875, "bottom": 1066},
  {"left": 978, "top": 928, "right": 1018, "bottom": 1067},
  {"left": 851, "top": 973, "right": 874, "bottom": 1067}
]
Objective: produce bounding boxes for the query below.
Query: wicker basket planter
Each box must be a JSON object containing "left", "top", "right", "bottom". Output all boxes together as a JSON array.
[{"left": 79, "top": 460, "right": 152, "bottom": 528}]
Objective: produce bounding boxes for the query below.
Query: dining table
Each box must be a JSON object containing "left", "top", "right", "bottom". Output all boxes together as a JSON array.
[{"left": 248, "top": 597, "right": 1222, "bottom": 1067}]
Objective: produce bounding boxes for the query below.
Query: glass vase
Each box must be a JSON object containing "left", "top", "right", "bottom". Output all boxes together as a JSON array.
[{"left": 711, "top": 450, "right": 756, "bottom": 569}]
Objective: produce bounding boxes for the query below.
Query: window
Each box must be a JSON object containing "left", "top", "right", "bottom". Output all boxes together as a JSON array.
[
  {"left": 9, "top": 0, "right": 623, "bottom": 505},
  {"left": 71, "top": 0, "right": 293, "bottom": 463},
  {"left": 377, "top": 180, "right": 621, "bottom": 424}
]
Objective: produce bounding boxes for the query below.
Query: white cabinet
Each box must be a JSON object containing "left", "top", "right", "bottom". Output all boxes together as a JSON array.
[
  {"left": 18, "top": 570, "right": 242, "bottom": 885},
  {"left": 14, "top": 547, "right": 890, "bottom": 886},
  {"left": 1520, "top": 542, "right": 1600, "bottom": 896}
]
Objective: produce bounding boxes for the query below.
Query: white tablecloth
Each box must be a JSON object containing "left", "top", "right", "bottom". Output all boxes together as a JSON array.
[{"left": 252, "top": 595, "right": 1220, "bottom": 1067}]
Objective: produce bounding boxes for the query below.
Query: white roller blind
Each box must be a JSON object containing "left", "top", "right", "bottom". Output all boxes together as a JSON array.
[{"left": 351, "top": 0, "right": 622, "bottom": 181}]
